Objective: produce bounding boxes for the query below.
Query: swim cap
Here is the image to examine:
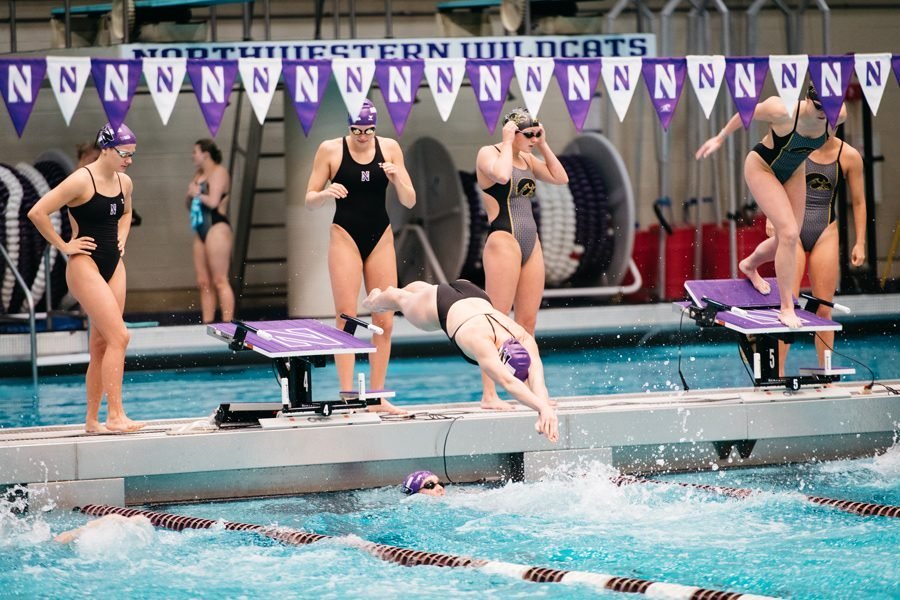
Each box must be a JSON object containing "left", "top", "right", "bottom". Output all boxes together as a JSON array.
[
  {"left": 97, "top": 123, "right": 137, "bottom": 148},
  {"left": 502, "top": 107, "right": 539, "bottom": 131},
  {"left": 499, "top": 338, "right": 531, "bottom": 381},
  {"left": 402, "top": 470, "right": 436, "bottom": 495},
  {"left": 348, "top": 99, "right": 377, "bottom": 127}
]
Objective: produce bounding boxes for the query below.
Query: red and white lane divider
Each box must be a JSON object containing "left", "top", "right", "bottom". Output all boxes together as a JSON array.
[
  {"left": 77, "top": 504, "right": 775, "bottom": 600},
  {"left": 610, "top": 475, "right": 900, "bottom": 518}
]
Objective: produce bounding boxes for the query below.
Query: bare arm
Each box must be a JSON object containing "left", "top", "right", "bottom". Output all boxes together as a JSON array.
[
  {"left": 476, "top": 121, "right": 518, "bottom": 185},
  {"left": 380, "top": 138, "right": 416, "bottom": 209},
  {"left": 305, "top": 140, "right": 347, "bottom": 209},
  {"left": 118, "top": 175, "right": 134, "bottom": 256},
  {"left": 27, "top": 170, "right": 96, "bottom": 257},
  {"left": 696, "top": 96, "right": 789, "bottom": 160},
  {"left": 528, "top": 125, "right": 569, "bottom": 185},
  {"left": 196, "top": 167, "right": 229, "bottom": 210},
  {"left": 842, "top": 146, "right": 866, "bottom": 266}
]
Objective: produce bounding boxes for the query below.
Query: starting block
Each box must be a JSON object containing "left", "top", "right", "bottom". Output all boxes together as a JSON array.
[
  {"left": 207, "top": 314, "right": 389, "bottom": 427},
  {"left": 676, "top": 278, "right": 854, "bottom": 390}
]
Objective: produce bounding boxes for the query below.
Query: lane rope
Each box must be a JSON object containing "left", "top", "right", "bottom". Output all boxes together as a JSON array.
[
  {"left": 77, "top": 504, "right": 776, "bottom": 599},
  {"left": 610, "top": 475, "right": 900, "bottom": 518}
]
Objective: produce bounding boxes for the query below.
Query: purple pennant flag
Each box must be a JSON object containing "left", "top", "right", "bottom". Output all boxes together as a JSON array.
[
  {"left": 554, "top": 58, "right": 602, "bottom": 131},
  {"left": 282, "top": 60, "right": 332, "bottom": 136},
  {"left": 0, "top": 58, "right": 47, "bottom": 137},
  {"left": 894, "top": 55, "right": 900, "bottom": 85},
  {"left": 186, "top": 59, "right": 238, "bottom": 137},
  {"left": 725, "top": 57, "right": 769, "bottom": 129},
  {"left": 91, "top": 58, "right": 141, "bottom": 130},
  {"left": 641, "top": 58, "right": 686, "bottom": 131},
  {"left": 465, "top": 59, "right": 515, "bottom": 134},
  {"left": 374, "top": 59, "right": 424, "bottom": 137},
  {"left": 808, "top": 55, "right": 854, "bottom": 129}
]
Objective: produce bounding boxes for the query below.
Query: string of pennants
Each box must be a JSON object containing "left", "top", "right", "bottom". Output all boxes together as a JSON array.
[{"left": 0, "top": 53, "right": 897, "bottom": 139}]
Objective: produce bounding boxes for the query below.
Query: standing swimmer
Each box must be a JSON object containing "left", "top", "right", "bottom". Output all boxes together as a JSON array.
[{"left": 305, "top": 99, "right": 416, "bottom": 414}]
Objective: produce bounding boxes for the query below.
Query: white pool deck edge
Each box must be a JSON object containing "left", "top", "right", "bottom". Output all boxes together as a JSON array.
[{"left": 2, "top": 381, "right": 898, "bottom": 510}]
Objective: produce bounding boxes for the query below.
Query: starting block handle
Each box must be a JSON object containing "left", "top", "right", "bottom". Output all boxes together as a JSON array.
[
  {"left": 701, "top": 296, "right": 748, "bottom": 318},
  {"left": 799, "top": 292, "right": 851, "bottom": 314},
  {"left": 340, "top": 313, "right": 384, "bottom": 336}
]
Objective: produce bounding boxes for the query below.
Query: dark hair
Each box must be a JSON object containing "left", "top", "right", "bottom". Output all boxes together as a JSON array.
[
  {"left": 76, "top": 141, "right": 100, "bottom": 160},
  {"left": 195, "top": 139, "right": 222, "bottom": 164}
]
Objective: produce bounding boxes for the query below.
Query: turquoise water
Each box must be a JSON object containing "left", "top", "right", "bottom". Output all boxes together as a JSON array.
[
  {"left": 0, "top": 331, "right": 897, "bottom": 429},
  {"left": 2, "top": 448, "right": 898, "bottom": 598}
]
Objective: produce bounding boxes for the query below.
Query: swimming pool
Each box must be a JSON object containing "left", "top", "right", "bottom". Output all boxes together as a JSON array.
[
  {"left": 1, "top": 445, "right": 897, "bottom": 598},
  {"left": 0, "top": 330, "right": 897, "bottom": 429}
]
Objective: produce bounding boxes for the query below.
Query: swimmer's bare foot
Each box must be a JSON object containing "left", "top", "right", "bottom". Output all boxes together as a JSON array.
[
  {"left": 367, "top": 398, "right": 407, "bottom": 415},
  {"left": 85, "top": 421, "right": 110, "bottom": 434},
  {"left": 739, "top": 258, "right": 770, "bottom": 294},
  {"left": 480, "top": 397, "right": 514, "bottom": 411},
  {"left": 778, "top": 308, "right": 802, "bottom": 329},
  {"left": 106, "top": 417, "right": 145, "bottom": 432}
]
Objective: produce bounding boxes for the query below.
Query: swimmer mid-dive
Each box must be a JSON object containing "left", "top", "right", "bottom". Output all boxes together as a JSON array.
[{"left": 362, "top": 280, "right": 558, "bottom": 442}]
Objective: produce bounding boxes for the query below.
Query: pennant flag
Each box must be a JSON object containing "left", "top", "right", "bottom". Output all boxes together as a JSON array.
[
  {"left": 91, "top": 58, "right": 141, "bottom": 130},
  {"left": 465, "top": 59, "right": 515, "bottom": 134},
  {"left": 724, "top": 56, "right": 769, "bottom": 128},
  {"left": 894, "top": 55, "right": 900, "bottom": 86},
  {"left": 239, "top": 58, "right": 282, "bottom": 125},
  {"left": 553, "top": 58, "right": 601, "bottom": 131},
  {"left": 332, "top": 58, "right": 376, "bottom": 122},
  {"left": 282, "top": 59, "right": 332, "bottom": 136},
  {"left": 374, "top": 59, "right": 425, "bottom": 136},
  {"left": 423, "top": 58, "right": 465, "bottom": 122},
  {"left": 514, "top": 57, "right": 555, "bottom": 118},
  {"left": 46, "top": 56, "right": 90, "bottom": 126},
  {"left": 186, "top": 59, "right": 238, "bottom": 136},
  {"left": 142, "top": 57, "right": 185, "bottom": 125},
  {"left": 641, "top": 58, "right": 686, "bottom": 131},
  {"left": 686, "top": 55, "right": 725, "bottom": 119},
  {"left": 853, "top": 53, "right": 891, "bottom": 116},
  {"left": 808, "top": 55, "right": 854, "bottom": 129},
  {"left": 599, "top": 56, "right": 642, "bottom": 123},
  {"left": 768, "top": 55, "right": 808, "bottom": 118},
  {"left": 0, "top": 58, "right": 47, "bottom": 137}
]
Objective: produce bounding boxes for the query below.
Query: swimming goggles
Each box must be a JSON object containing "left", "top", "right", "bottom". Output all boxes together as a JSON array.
[
  {"left": 516, "top": 130, "right": 542, "bottom": 139},
  {"left": 350, "top": 126, "right": 376, "bottom": 136},
  {"left": 113, "top": 147, "right": 135, "bottom": 158}
]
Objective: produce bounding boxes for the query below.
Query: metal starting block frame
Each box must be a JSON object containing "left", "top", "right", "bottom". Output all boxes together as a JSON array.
[
  {"left": 677, "top": 279, "right": 854, "bottom": 390},
  {"left": 207, "top": 315, "right": 383, "bottom": 426}
]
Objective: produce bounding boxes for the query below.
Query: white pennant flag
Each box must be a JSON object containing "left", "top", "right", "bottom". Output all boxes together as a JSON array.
[
  {"left": 423, "top": 58, "right": 465, "bottom": 122},
  {"left": 332, "top": 58, "right": 376, "bottom": 121},
  {"left": 142, "top": 57, "right": 186, "bottom": 125},
  {"left": 854, "top": 53, "right": 891, "bottom": 116},
  {"left": 600, "top": 56, "right": 642, "bottom": 122},
  {"left": 686, "top": 55, "right": 725, "bottom": 119},
  {"left": 239, "top": 58, "right": 282, "bottom": 125},
  {"left": 769, "top": 55, "right": 808, "bottom": 118},
  {"left": 514, "top": 57, "right": 554, "bottom": 117},
  {"left": 46, "top": 56, "right": 91, "bottom": 125}
]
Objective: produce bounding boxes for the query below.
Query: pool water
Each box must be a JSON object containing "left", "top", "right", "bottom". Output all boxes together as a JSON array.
[
  {"left": 2, "top": 446, "right": 898, "bottom": 599},
  {"left": 0, "top": 331, "right": 897, "bottom": 429}
]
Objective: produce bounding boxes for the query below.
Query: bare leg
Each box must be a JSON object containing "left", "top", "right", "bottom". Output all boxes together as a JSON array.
[
  {"left": 67, "top": 259, "right": 143, "bottom": 432},
  {"left": 205, "top": 223, "right": 235, "bottom": 322},
  {"left": 84, "top": 323, "right": 108, "bottom": 433},
  {"left": 808, "top": 223, "right": 840, "bottom": 366},
  {"left": 743, "top": 156, "right": 804, "bottom": 328},
  {"left": 363, "top": 283, "right": 439, "bottom": 329},
  {"left": 362, "top": 229, "right": 404, "bottom": 414},
  {"left": 328, "top": 226, "right": 364, "bottom": 394},
  {"left": 778, "top": 243, "right": 808, "bottom": 376},
  {"left": 481, "top": 233, "right": 522, "bottom": 410},
  {"left": 192, "top": 236, "right": 216, "bottom": 323}
]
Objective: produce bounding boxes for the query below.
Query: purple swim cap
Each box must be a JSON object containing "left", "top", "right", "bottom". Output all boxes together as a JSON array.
[
  {"left": 97, "top": 123, "right": 137, "bottom": 148},
  {"left": 402, "top": 470, "right": 436, "bottom": 495},
  {"left": 499, "top": 338, "right": 531, "bottom": 381},
  {"left": 348, "top": 99, "right": 377, "bottom": 127}
]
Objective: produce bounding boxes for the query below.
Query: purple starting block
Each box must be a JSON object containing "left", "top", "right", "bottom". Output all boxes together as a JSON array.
[
  {"left": 208, "top": 319, "right": 375, "bottom": 358},
  {"left": 685, "top": 277, "right": 786, "bottom": 309}
]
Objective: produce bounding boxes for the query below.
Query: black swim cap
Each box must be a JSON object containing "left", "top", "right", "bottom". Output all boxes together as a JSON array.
[{"left": 503, "top": 107, "right": 540, "bottom": 130}]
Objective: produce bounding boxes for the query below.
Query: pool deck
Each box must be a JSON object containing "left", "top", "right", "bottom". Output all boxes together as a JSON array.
[{"left": 2, "top": 381, "right": 898, "bottom": 509}]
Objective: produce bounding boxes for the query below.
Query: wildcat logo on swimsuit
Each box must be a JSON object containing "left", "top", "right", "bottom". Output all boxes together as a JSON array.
[
  {"left": 361, "top": 171, "right": 370, "bottom": 182},
  {"left": 806, "top": 173, "right": 832, "bottom": 191},
  {"left": 517, "top": 178, "right": 536, "bottom": 198},
  {"left": 109, "top": 203, "right": 117, "bottom": 216}
]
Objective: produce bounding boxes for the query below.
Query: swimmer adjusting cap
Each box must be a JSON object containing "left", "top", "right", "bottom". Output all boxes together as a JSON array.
[
  {"left": 503, "top": 107, "right": 539, "bottom": 130},
  {"left": 97, "top": 123, "right": 136, "bottom": 148},
  {"left": 348, "top": 99, "right": 377, "bottom": 127},
  {"left": 499, "top": 339, "right": 531, "bottom": 381},
  {"left": 402, "top": 470, "right": 436, "bottom": 495}
]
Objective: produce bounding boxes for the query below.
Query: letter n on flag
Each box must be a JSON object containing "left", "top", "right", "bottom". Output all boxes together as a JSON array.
[
  {"left": 724, "top": 57, "right": 768, "bottom": 129},
  {"left": 186, "top": 59, "right": 239, "bottom": 137},
  {"left": 641, "top": 58, "right": 686, "bottom": 131},
  {"left": 91, "top": 58, "right": 141, "bottom": 131},
  {"left": 0, "top": 58, "right": 47, "bottom": 137}
]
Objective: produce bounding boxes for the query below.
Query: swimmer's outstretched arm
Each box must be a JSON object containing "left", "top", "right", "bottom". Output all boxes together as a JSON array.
[{"left": 473, "top": 344, "right": 558, "bottom": 443}]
